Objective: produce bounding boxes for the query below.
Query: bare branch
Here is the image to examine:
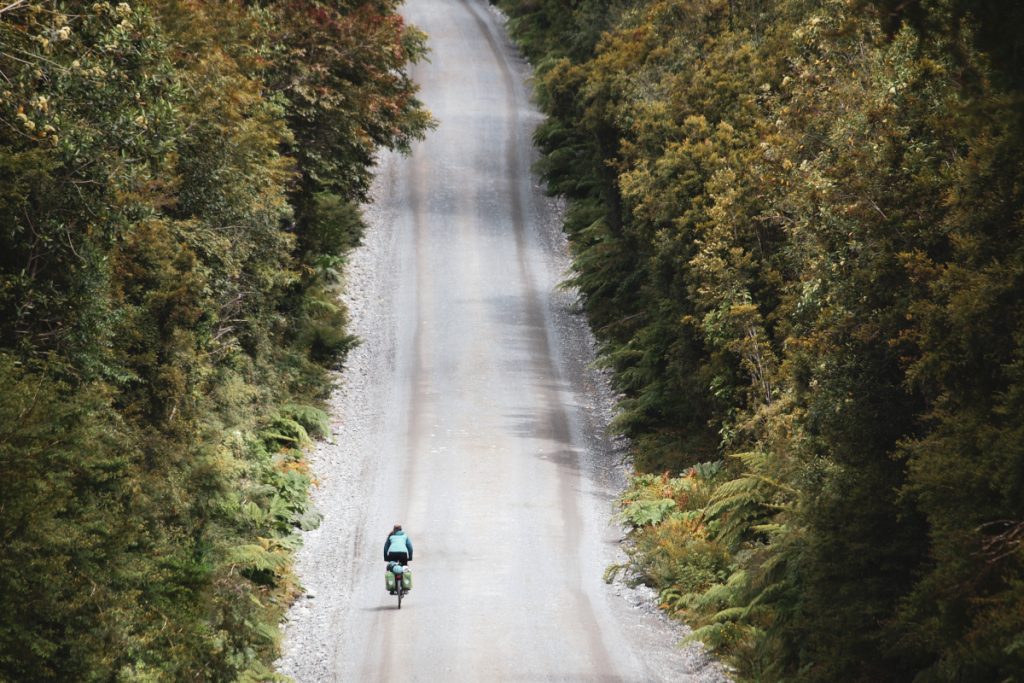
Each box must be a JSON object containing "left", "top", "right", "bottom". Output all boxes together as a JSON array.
[
  {"left": 978, "top": 520, "right": 1024, "bottom": 564},
  {"left": 0, "top": 0, "right": 28, "bottom": 17}
]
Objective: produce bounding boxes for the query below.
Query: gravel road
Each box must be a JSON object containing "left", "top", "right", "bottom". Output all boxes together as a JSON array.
[{"left": 276, "top": 0, "right": 729, "bottom": 680}]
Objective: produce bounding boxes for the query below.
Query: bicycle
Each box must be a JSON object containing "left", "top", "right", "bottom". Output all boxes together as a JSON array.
[{"left": 387, "top": 561, "right": 410, "bottom": 609}]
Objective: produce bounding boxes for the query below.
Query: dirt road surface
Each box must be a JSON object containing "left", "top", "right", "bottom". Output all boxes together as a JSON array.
[{"left": 276, "top": 1, "right": 728, "bottom": 680}]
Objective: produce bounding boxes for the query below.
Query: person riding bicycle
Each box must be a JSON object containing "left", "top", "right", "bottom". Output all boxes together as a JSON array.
[
  {"left": 384, "top": 524, "right": 413, "bottom": 596},
  {"left": 384, "top": 524, "right": 413, "bottom": 566}
]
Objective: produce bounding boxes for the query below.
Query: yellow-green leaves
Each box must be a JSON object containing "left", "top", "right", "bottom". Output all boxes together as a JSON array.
[
  {"left": 0, "top": 0, "right": 430, "bottom": 679},
  {"left": 503, "top": 0, "right": 1024, "bottom": 678}
]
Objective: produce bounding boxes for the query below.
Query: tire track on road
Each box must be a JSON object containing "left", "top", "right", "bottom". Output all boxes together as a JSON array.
[{"left": 455, "top": 0, "right": 617, "bottom": 674}]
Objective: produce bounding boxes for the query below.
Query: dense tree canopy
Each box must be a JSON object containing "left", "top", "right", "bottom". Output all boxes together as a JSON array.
[
  {"left": 499, "top": 0, "right": 1024, "bottom": 679},
  {"left": 0, "top": 1, "right": 430, "bottom": 679}
]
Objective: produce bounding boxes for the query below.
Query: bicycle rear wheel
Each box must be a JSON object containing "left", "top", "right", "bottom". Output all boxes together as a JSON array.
[{"left": 397, "top": 583, "right": 403, "bottom": 609}]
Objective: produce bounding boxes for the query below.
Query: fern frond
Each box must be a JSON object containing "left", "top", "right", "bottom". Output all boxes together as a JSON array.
[
  {"left": 710, "top": 474, "right": 764, "bottom": 500},
  {"left": 621, "top": 498, "right": 678, "bottom": 527},
  {"left": 604, "top": 563, "right": 627, "bottom": 584}
]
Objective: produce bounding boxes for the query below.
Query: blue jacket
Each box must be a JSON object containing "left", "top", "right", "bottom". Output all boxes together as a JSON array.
[{"left": 384, "top": 531, "right": 413, "bottom": 560}]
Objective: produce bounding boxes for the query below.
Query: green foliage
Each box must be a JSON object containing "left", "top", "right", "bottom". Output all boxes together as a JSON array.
[
  {"left": 622, "top": 497, "right": 679, "bottom": 527},
  {"left": 280, "top": 404, "right": 331, "bottom": 441},
  {"left": 0, "top": 0, "right": 429, "bottom": 678},
  {"left": 614, "top": 466, "right": 732, "bottom": 598},
  {"left": 505, "top": 0, "right": 1024, "bottom": 678},
  {"left": 302, "top": 192, "right": 367, "bottom": 259},
  {"left": 0, "top": 354, "right": 133, "bottom": 680}
]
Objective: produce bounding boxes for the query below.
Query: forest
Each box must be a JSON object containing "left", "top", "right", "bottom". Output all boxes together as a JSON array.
[
  {"left": 0, "top": 1, "right": 429, "bottom": 679},
  {"left": 496, "top": 0, "right": 1024, "bottom": 680}
]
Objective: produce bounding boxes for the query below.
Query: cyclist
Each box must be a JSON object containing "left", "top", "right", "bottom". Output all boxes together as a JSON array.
[
  {"left": 384, "top": 524, "right": 413, "bottom": 596},
  {"left": 384, "top": 524, "right": 413, "bottom": 566}
]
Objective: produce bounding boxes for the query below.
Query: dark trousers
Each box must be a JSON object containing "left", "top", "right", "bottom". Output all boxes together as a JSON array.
[{"left": 386, "top": 551, "right": 409, "bottom": 566}]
